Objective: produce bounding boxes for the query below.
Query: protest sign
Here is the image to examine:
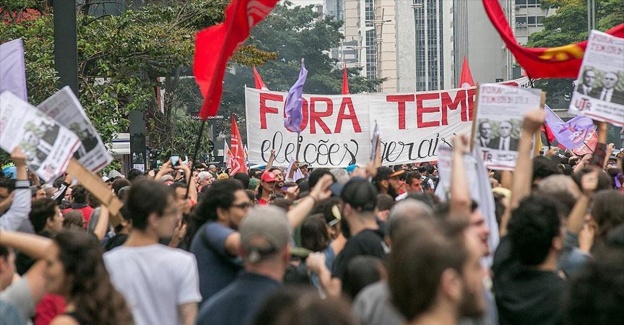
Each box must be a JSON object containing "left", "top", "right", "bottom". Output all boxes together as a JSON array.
[
  {"left": 569, "top": 30, "right": 624, "bottom": 127},
  {"left": 0, "top": 39, "right": 28, "bottom": 101},
  {"left": 434, "top": 145, "right": 499, "bottom": 265},
  {"left": 38, "top": 86, "right": 113, "bottom": 172},
  {"left": 245, "top": 87, "right": 475, "bottom": 167},
  {"left": 0, "top": 91, "right": 80, "bottom": 181},
  {"left": 65, "top": 159, "right": 123, "bottom": 226},
  {"left": 472, "top": 84, "right": 543, "bottom": 170}
]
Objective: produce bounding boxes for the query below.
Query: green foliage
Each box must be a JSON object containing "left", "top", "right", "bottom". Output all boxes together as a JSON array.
[{"left": 1, "top": 0, "right": 276, "bottom": 155}]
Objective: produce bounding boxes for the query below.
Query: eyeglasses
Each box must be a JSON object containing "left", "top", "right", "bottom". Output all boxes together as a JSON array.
[{"left": 231, "top": 202, "right": 253, "bottom": 210}]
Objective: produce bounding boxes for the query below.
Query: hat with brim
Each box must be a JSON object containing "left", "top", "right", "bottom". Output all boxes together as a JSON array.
[
  {"left": 390, "top": 169, "right": 405, "bottom": 178},
  {"left": 261, "top": 171, "right": 278, "bottom": 183}
]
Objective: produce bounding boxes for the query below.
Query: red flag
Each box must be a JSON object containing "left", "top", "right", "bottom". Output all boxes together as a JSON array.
[
  {"left": 482, "top": 0, "right": 624, "bottom": 78},
  {"left": 193, "top": 0, "right": 279, "bottom": 120},
  {"left": 458, "top": 56, "right": 475, "bottom": 88},
  {"left": 229, "top": 114, "right": 248, "bottom": 175},
  {"left": 543, "top": 124, "right": 556, "bottom": 144},
  {"left": 253, "top": 66, "right": 268, "bottom": 90},
  {"left": 342, "top": 66, "right": 350, "bottom": 94}
]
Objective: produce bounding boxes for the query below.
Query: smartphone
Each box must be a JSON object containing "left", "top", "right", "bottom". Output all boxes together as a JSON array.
[{"left": 171, "top": 155, "right": 180, "bottom": 166}]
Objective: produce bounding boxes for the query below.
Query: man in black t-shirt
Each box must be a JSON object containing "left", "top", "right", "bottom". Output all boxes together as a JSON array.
[
  {"left": 493, "top": 195, "right": 565, "bottom": 325},
  {"left": 307, "top": 177, "right": 387, "bottom": 297}
]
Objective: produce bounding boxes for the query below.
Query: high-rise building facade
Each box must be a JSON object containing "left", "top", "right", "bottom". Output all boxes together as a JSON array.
[
  {"left": 341, "top": 0, "right": 551, "bottom": 93},
  {"left": 453, "top": 0, "right": 512, "bottom": 85}
]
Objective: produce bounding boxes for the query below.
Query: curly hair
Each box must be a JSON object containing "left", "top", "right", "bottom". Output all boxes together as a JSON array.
[
  {"left": 54, "top": 230, "right": 133, "bottom": 325},
  {"left": 183, "top": 179, "right": 244, "bottom": 247},
  {"left": 29, "top": 198, "right": 58, "bottom": 234}
]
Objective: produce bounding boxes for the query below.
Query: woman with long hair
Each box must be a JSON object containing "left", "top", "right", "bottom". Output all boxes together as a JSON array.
[{"left": 46, "top": 229, "right": 133, "bottom": 325}]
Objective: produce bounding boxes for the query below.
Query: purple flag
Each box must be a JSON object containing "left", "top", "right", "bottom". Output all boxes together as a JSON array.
[
  {"left": 544, "top": 105, "right": 595, "bottom": 150},
  {"left": 283, "top": 61, "right": 307, "bottom": 133},
  {"left": 0, "top": 39, "right": 28, "bottom": 101}
]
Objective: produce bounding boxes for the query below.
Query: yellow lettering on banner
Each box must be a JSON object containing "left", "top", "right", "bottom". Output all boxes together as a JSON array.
[{"left": 538, "top": 44, "right": 585, "bottom": 62}]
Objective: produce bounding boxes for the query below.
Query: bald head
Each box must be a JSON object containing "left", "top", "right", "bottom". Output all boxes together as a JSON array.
[
  {"left": 386, "top": 199, "right": 435, "bottom": 243},
  {"left": 538, "top": 175, "right": 581, "bottom": 199}
]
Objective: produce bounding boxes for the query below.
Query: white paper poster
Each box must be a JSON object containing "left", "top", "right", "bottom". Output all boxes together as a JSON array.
[
  {"left": 37, "top": 86, "right": 113, "bottom": 172},
  {"left": 474, "top": 84, "right": 542, "bottom": 170},
  {"left": 569, "top": 30, "right": 624, "bottom": 126},
  {"left": 0, "top": 91, "right": 80, "bottom": 181}
]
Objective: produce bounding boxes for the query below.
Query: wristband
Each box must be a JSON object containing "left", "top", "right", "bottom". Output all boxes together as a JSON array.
[{"left": 15, "top": 180, "right": 30, "bottom": 189}]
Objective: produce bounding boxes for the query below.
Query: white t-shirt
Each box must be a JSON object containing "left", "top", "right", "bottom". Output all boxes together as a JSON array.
[{"left": 104, "top": 244, "right": 201, "bottom": 325}]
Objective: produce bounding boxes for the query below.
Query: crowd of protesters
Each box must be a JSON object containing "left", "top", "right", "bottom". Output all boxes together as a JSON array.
[{"left": 0, "top": 109, "right": 623, "bottom": 325}]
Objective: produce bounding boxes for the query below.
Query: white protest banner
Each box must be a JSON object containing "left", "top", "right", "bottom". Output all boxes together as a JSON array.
[
  {"left": 569, "top": 30, "right": 624, "bottom": 126},
  {"left": 37, "top": 86, "right": 113, "bottom": 172},
  {"left": 0, "top": 91, "right": 81, "bottom": 181},
  {"left": 245, "top": 87, "right": 475, "bottom": 167},
  {"left": 473, "top": 84, "right": 543, "bottom": 170}
]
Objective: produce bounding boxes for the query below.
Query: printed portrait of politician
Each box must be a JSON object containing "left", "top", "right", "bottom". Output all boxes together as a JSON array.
[
  {"left": 575, "top": 69, "right": 596, "bottom": 96},
  {"left": 488, "top": 121, "right": 519, "bottom": 151},
  {"left": 477, "top": 120, "right": 494, "bottom": 148},
  {"left": 589, "top": 71, "right": 624, "bottom": 105}
]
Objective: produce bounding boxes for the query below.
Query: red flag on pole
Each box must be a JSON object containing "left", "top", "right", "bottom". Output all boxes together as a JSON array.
[
  {"left": 253, "top": 66, "right": 269, "bottom": 90},
  {"left": 342, "top": 65, "right": 350, "bottom": 94},
  {"left": 458, "top": 56, "right": 475, "bottom": 88},
  {"left": 481, "top": 0, "right": 624, "bottom": 78},
  {"left": 229, "top": 114, "right": 248, "bottom": 175},
  {"left": 193, "top": 0, "right": 279, "bottom": 120}
]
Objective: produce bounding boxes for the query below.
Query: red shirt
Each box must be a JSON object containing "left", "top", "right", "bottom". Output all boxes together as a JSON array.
[
  {"left": 34, "top": 294, "right": 66, "bottom": 325},
  {"left": 257, "top": 197, "right": 270, "bottom": 206},
  {"left": 63, "top": 205, "right": 94, "bottom": 228}
]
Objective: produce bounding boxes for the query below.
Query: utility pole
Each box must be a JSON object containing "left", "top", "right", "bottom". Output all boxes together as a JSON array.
[
  {"left": 587, "top": 0, "right": 596, "bottom": 34},
  {"left": 53, "top": 0, "right": 78, "bottom": 95}
]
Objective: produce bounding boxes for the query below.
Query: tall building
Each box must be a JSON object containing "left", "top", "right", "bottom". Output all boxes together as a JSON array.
[
  {"left": 342, "top": 0, "right": 397, "bottom": 92},
  {"left": 512, "top": 0, "right": 553, "bottom": 45},
  {"left": 453, "top": 0, "right": 512, "bottom": 85},
  {"left": 325, "top": 0, "right": 344, "bottom": 20},
  {"left": 341, "top": 0, "right": 552, "bottom": 93},
  {"left": 345, "top": 0, "right": 454, "bottom": 92}
]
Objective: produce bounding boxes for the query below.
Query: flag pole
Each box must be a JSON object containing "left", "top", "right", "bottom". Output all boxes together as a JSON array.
[
  {"left": 295, "top": 134, "right": 302, "bottom": 161},
  {"left": 185, "top": 119, "right": 206, "bottom": 199},
  {"left": 528, "top": 76, "right": 552, "bottom": 149}
]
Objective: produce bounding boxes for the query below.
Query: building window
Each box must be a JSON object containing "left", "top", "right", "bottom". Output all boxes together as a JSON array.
[
  {"left": 365, "top": 0, "right": 374, "bottom": 27},
  {"left": 366, "top": 29, "right": 377, "bottom": 79},
  {"left": 516, "top": 16, "right": 527, "bottom": 28},
  {"left": 516, "top": 15, "right": 545, "bottom": 27},
  {"left": 515, "top": 0, "right": 540, "bottom": 8}
]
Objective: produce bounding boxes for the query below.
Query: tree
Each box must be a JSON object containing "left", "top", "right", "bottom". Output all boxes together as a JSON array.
[{"left": 0, "top": 0, "right": 275, "bottom": 158}]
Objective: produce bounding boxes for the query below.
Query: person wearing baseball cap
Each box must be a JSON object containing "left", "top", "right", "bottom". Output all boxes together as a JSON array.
[
  {"left": 373, "top": 167, "right": 401, "bottom": 199},
  {"left": 196, "top": 206, "right": 291, "bottom": 325},
  {"left": 257, "top": 171, "right": 277, "bottom": 206}
]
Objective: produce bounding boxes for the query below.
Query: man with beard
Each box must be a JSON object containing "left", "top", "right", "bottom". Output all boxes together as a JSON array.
[
  {"left": 389, "top": 217, "right": 487, "bottom": 325},
  {"left": 190, "top": 179, "right": 251, "bottom": 302},
  {"left": 372, "top": 167, "right": 400, "bottom": 199}
]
